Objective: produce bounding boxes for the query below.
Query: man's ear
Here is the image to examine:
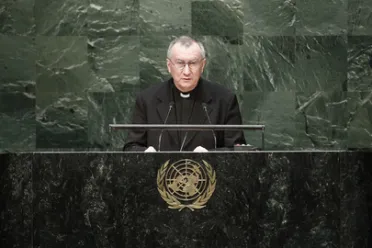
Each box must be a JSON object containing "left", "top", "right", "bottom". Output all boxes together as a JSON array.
[
  {"left": 166, "top": 59, "right": 171, "bottom": 73},
  {"left": 201, "top": 59, "right": 206, "bottom": 72}
]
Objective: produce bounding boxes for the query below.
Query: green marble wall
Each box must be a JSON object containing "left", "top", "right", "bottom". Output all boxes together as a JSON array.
[{"left": 0, "top": 0, "right": 371, "bottom": 151}]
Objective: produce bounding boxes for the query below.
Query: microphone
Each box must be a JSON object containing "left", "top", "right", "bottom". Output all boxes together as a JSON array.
[
  {"left": 158, "top": 101, "right": 174, "bottom": 151},
  {"left": 179, "top": 131, "right": 188, "bottom": 152},
  {"left": 202, "top": 103, "right": 217, "bottom": 150}
]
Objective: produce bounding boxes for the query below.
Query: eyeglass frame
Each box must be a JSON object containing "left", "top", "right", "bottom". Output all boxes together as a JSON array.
[{"left": 167, "top": 57, "right": 205, "bottom": 71}]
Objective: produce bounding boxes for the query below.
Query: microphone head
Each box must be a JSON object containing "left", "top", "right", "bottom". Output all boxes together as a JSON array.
[
  {"left": 169, "top": 101, "right": 175, "bottom": 107},
  {"left": 202, "top": 102, "right": 208, "bottom": 110}
]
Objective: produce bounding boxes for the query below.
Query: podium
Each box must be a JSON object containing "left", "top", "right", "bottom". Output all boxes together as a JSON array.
[{"left": 1, "top": 151, "right": 371, "bottom": 247}]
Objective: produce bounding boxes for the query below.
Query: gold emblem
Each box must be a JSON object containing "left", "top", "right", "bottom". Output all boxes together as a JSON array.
[{"left": 157, "top": 159, "right": 216, "bottom": 211}]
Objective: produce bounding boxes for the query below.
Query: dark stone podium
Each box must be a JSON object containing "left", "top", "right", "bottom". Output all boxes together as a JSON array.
[{"left": 1, "top": 151, "right": 371, "bottom": 247}]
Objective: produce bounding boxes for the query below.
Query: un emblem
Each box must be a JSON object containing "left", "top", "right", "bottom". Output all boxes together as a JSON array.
[{"left": 157, "top": 159, "right": 216, "bottom": 211}]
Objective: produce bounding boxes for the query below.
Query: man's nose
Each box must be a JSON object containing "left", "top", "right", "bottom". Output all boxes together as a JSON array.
[{"left": 183, "top": 64, "right": 191, "bottom": 74}]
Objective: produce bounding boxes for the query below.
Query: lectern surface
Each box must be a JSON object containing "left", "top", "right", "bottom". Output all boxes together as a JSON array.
[{"left": 1, "top": 151, "right": 371, "bottom": 247}]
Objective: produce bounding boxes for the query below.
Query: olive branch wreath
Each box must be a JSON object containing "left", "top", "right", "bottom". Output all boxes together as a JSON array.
[{"left": 157, "top": 159, "right": 216, "bottom": 211}]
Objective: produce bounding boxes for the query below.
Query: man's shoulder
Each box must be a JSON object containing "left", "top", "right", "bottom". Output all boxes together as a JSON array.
[
  {"left": 137, "top": 80, "right": 168, "bottom": 98},
  {"left": 202, "top": 79, "right": 235, "bottom": 97}
]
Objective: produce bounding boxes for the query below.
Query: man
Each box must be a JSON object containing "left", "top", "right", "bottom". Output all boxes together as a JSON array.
[{"left": 123, "top": 36, "right": 246, "bottom": 152}]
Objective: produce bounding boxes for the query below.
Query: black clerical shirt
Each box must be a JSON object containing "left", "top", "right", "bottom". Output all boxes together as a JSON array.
[{"left": 172, "top": 85, "right": 197, "bottom": 148}]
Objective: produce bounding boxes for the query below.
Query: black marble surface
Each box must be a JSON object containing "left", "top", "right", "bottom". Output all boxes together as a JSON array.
[
  {"left": 1, "top": 151, "right": 371, "bottom": 247},
  {"left": 1, "top": 1, "right": 372, "bottom": 151}
]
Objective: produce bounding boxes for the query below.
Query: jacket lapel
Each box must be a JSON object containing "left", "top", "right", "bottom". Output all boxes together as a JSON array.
[
  {"left": 183, "top": 80, "right": 213, "bottom": 149},
  {"left": 156, "top": 80, "right": 179, "bottom": 148}
]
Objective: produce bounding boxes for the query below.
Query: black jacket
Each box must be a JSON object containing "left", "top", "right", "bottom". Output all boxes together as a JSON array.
[{"left": 123, "top": 78, "right": 246, "bottom": 151}]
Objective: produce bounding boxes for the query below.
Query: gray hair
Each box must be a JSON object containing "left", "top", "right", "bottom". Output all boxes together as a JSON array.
[{"left": 167, "top": 36, "right": 206, "bottom": 59}]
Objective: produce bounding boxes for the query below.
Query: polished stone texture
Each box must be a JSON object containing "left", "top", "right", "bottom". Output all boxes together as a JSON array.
[
  {"left": 0, "top": 0, "right": 372, "bottom": 152},
  {"left": 1, "top": 1, "right": 371, "bottom": 247},
  {"left": 1, "top": 151, "right": 371, "bottom": 247},
  {"left": 192, "top": 1, "right": 243, "bottom": 44}
]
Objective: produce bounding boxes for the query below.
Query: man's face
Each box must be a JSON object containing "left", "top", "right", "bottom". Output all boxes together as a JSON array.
[{"left": 167, "top": 43, "right": 206, "bottom": 93}]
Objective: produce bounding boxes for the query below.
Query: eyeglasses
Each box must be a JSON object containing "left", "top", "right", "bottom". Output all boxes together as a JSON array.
[{"left": 167, "top": 58, "right": 204, "bottom": 71}]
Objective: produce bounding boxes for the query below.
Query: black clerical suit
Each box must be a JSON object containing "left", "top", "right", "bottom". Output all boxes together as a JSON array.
[{"left": 123, "top": 78, "right": 246, "bottom": 151}]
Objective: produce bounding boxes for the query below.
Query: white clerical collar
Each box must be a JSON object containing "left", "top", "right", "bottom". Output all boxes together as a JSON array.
[{"left": 180, "top": 92, "right": 190, "bottom": 98}]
